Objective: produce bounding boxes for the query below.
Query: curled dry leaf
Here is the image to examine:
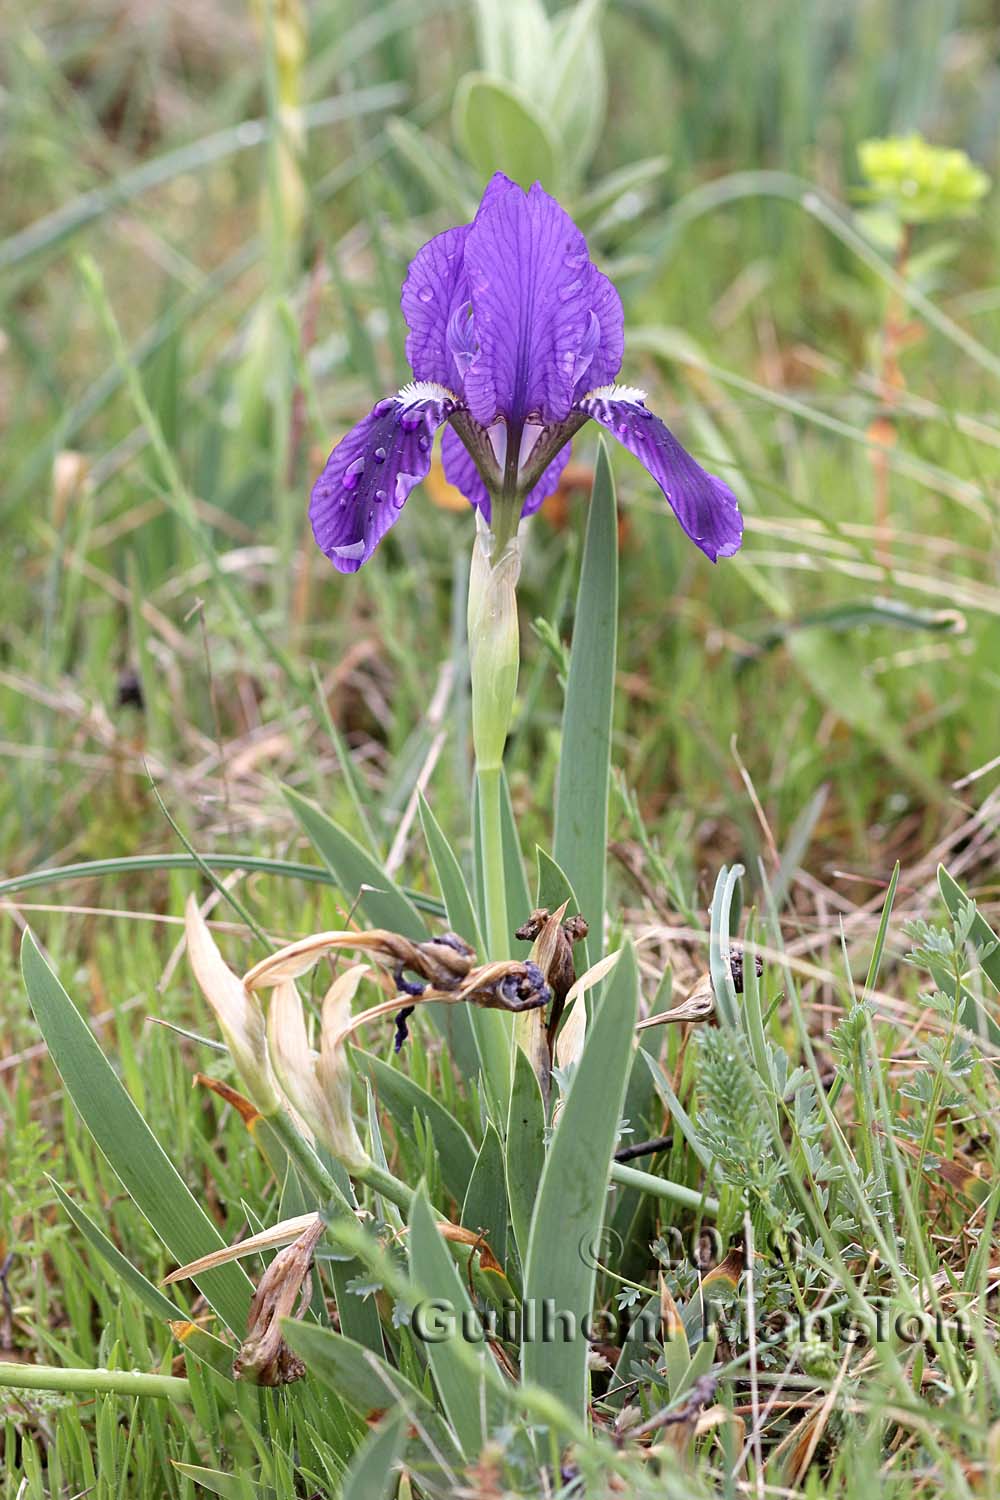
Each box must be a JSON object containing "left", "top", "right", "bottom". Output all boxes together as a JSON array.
[
  {"left": 434, "top": 1222, "right": 505, "bottom": 1277},
  {"left": 192, "top": 1073, "right": 261, "bottom": 1125},
  {"left": 516, "top": 902, "right": 570, "bottom": 1091},
  {"left": 636, "top": 973, "right": 715, "bottom": 1032}
]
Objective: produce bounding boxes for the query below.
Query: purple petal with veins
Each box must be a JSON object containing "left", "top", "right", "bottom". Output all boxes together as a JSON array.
[
  {"left": 310, "top": 385, "right": 456, "bottom": 572},
  {"left": 400, "top": 225, "right": 470, "bottom": 389},
  {"left": 575, "top": 267, "right": 623, "bottom": 395},
  {"left": 462, "top": 181, "right": 598, "bottom": 429},
  {"left": 578, "top": 386, "right": 743, "bottom": 562},
  {"left": 310, "top": 173, "right": 743, "bottom": 571}
]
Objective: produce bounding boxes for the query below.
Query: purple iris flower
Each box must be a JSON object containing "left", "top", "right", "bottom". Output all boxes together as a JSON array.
[{"left": 310, "top": 173, "right": 743, "bottom": 572}]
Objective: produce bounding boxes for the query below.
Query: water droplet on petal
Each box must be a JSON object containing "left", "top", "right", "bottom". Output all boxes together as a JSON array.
[
  {"left": 400, "top": 412, "right": 422, "bottom": 433},
  {"left": 374, "top": 489, "right": 387, "bottom": 503},
  {"left": 373, "top": 446, "right": 387, "bottom": 463},
  {"left": 372, "top": 398, "right": 395, "bottom": 417},
  {"left": 417, "top": 434, "right": 430, "bottom": 452},
  {"left": 417, "top": 285, "right": 434, "bottom": 303},
  {"left": 394, "top": 473, "right": 413, "bottom": 507},
  {"left": 559, "top": 279, "right": 583, "bottom": 302},
  {"left": 343, "top": 456, "right": 365, "bottom": 490}
]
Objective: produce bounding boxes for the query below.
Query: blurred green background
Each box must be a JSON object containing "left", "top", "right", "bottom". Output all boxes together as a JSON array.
[{"left": 5, "top": 0, "right": 1000, "bottom": 903}]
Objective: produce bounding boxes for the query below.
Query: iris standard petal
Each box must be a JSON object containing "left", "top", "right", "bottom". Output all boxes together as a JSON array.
[
  {"left": 575, "top": 267, "right": 624, "bottom": 395},
  {"left": 310, "top": 384, "right": 457, "bottom": 573},
  {"left": 400, "top": 225, "right": 471, "bottom": 389},
  {"left": 441, "top": 423, "right": 572, "bottom": 522},
  {"left": 579, "top": 385, "right": 743, "bottom": 562},
  {"left": 463, "top": 180, "right": 597, "bottom": 430}
]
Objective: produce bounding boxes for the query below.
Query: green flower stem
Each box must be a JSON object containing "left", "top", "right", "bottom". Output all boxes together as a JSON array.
[
  {"left": 478, "top": 765, "right": 510, "bottom": 961},
  {"left": 271, "top": 1106, "right": 499, "bottom": 1302},
  {"left": 269, "top": 1108, "right": 414, "bottom": 1217},
  {"left": 610, "top": 1161, "right": 719, "bottom": 1217},
  {"left": 489, "top": 494, "right": 521, "bottom": 558},
  {"left": 355, "top": 1160, "right": 415, "bottom": 1214},
  {"left": 268, "top": 1108, "right": 345, "bottom": 1204},
  {"left": 0, "top": 1362, "right": 191, "bottom": 1401}
]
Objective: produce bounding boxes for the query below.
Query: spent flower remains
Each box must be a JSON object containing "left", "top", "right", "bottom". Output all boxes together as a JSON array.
[{"left": 310, "top": 172, "right": 744, "bottom": 568}]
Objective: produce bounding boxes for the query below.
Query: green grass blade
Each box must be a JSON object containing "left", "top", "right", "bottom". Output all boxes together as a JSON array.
[
  {"left": 788, "top": 631, "right": 942, "bottom": 804},
  {"left": 48, "top": 1178, "right": 179, "bottom": 1325},
  {"left": 939, "top": 865, "right": 1000, "bottom": 993},
  {"left": 170, "top": 1465, "right": 261, "bottom": 1499},
  {"left": 709, "top": 863, "right": 744, "bottom": 1028},
  {"left": 407, "top": 1185, "right": 497, "bottom": 1457},
  {"left": 281, "top": 1322, "right": 432, "bottom": 1417},
  {"left": 0, "top": 87, "right": 405, "bottom": 273},
  {"left": 283, "top": 785, "right": 427, "bottom": 938},
  {"left": 500, "top": 769, "right": 533, "bottom": 941},
  {"left": 506, "top": 1045, "right": 546, "bottom": 1270},
  {"left": 553, "top": 441, "right": 618, "bottom": 955},
  {"left": 353, "top": 1050, "right": 477, "bottom": 1207},
  {"left": 21, "top": 933, "right": 251, "bottom": 1335},
  {"left": 536, "top": 847, "right": 590, "bottom": 974},
  {"left": 461, "top": 1123, "right": 509, "bottom": 1280},
  {"left": 535, "top": 847, "right": 581, "bottom": 915},
  {"left": 0, "top": 852, "right": 446, "bottom": 919},
  {"left": 341, "top": 1410, "right": 407, "bottom": 1500},
  {"left": 641, "top": 1053, "right": 714, "bottom": 1172},
  {"left": 418, "top": 793, "right": 483, "bottom": 951},
  {"left": 938, "top": 865, "right": 1000, "bottom": 1055},
  {"left": 864, "top": 860, "right": 901, "bottom": 994},
  {"left": 311, "top": 663, "right": 384, "bottom": 859},
  {"left": 521, "top": 940, "right": 639, "bottom": 1416},
  {"left": 419, "top": 792, "right": 508, "bottom": 1106}
]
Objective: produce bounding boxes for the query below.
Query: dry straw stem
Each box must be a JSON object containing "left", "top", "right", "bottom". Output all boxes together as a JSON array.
[
  {"left": 163, "top": 1213, "right": 325, "bottom": 1284},
  {"left": 164, "top": 1210, "right": 504, "bottom": 1286}
]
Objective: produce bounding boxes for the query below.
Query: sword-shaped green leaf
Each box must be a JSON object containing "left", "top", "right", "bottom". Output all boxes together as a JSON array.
[
  {"left": 521, "top": 940, "right": 638, "bottom": 1416},
  {"left": 22, "top": 934, "right": 251, "bottom": 1335},
  {"left": 553, "top": 441, "right": 618, "bottom": 955}
]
